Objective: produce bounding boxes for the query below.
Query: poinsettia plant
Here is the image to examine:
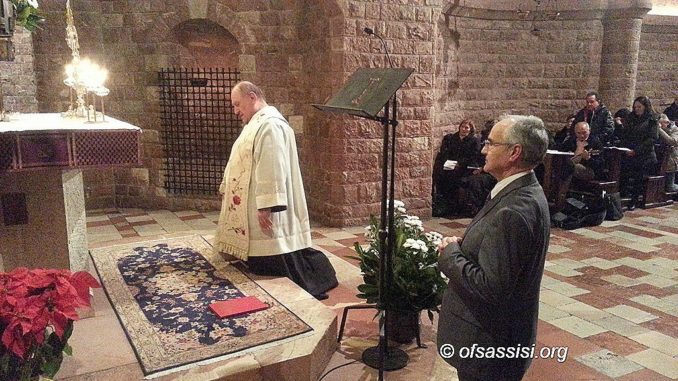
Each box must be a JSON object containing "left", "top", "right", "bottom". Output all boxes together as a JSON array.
[{"left": 0, "top": 267, "right": 100, "bottom": 381}]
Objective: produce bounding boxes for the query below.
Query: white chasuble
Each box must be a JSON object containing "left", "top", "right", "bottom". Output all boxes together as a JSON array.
[{"left": 214, "top": 106, "right": 311, "bottom": 260}]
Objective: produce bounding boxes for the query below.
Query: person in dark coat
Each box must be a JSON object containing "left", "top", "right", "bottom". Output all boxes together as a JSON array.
[
  {"left": 558, "top": 122, "right": 606, "bottom": 181},
  {"left": 460, "top": 119, "right": 499, "bottom": 216},
  {"left": 658, "top": 113, "right": 678, "bottom": 192},
  {"left": 618, "top": 96, "right": 659, "bottom": 210},
  {"left": 664, "top": 95, "right": 678, "bottom": 122},
  {"left": 552, "top": 122, "right": 605, "bottom": 210},
  {"left": 550, "top": 114, "right": 575, "bottom": 149},
  {"left": 433, "top": 119, "right": 483, "bottom": 216},
  {"left": 571, "top": 91, "right": 615, "bottom": 145},
  {"left": 612, "top": 108, "right": 631, "bottom": 147},
  {"left": 437, "top": 115, "right": 551, "bottom": 381}
]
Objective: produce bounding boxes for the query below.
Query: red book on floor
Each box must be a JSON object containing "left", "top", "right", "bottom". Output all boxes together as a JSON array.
[{"left": 209, "top": 296, "right": 269, "bottom": 318}]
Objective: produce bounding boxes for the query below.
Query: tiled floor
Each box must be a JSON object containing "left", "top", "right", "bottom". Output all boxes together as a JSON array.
[{"left": 76, "top": 205, "right": 678, "bottom": 380}]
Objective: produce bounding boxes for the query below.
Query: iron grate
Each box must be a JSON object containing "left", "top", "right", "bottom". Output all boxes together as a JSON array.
[{"left": 158, "top": 67, "right": 241, "bottom": 195}]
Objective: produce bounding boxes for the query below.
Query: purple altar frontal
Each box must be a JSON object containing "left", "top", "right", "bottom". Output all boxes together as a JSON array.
[{"left": 0, "top": 113, "right": 141, "bottom": 172}]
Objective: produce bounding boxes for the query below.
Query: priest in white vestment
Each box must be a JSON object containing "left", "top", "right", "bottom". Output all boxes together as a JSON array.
[{"left": 214, "top": 81, "right": 337, "bottom": 299}]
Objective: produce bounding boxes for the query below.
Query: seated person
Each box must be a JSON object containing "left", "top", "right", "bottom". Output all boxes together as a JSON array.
[
  {"left": 459, "top": 162, "right": 497, "bottom": 217},
  {"left": 553, "top": 122, "right": 605, "bottom": 209},
  {"left": 559, "top": 122, "right": 606, "bottom": 181},
  {"left": 536, "top": 114, "right": 575, "bottom": 186},
  {"left": 460, "top": 120, "right": 498, "bottom": 216},
  {"left": 477, "top": 119, "right": 497, "bottom": 142},
  {"left": 571, "top": 91, "right": 615, "bottom": 145},
  {"left": 658, "top": 113, "right": 678, "bottom": 192},
  {"left": 664, "top": 94, "right": 678, "bottom": 122},
  {"left": 612, "top": 108, "right": 631, "bottom": 146},
  {"left": 432, "top": 119, "right": 483, "bottom": 216},
  {"left": 550, "top": 113, "right": 575, "bottom": 149}
]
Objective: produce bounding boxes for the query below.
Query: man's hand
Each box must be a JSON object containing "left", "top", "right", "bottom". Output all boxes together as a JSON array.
[
  {"left": 257, "top": 208, "right": 273, "bottom": 235},
  {"left": 574, "top": 140, "right": 588, "bottom": 155},
  {"left": 626, "top": 149, "right": 636, "bottom": 157},
  {"left": 438, "top": 236, "right": 461, "bottom": 252},
  {"left": 581, "top": 149, "right": 591, "bottom": 160}
]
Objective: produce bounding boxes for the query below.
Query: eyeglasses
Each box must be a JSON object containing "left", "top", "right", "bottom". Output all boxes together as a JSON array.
[{"left": 482, "top": 139, "right": 514, "bottom": 148}]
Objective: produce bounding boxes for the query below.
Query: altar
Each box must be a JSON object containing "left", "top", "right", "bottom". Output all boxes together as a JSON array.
[{"left": 0, "top": 113, "right": 141, "bottom": 272}]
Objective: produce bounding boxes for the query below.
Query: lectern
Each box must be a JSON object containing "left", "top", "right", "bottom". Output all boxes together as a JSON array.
[{"left": 313, "top": 67, "right": 413, "bottom": 379}]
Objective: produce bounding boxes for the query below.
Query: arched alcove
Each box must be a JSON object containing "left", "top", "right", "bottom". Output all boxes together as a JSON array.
[{"left": 174, "top": 19, "right": 240, "bottom": 69}]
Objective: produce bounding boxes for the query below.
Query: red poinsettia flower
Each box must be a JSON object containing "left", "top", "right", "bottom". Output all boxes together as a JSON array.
[
  {"left": 0, "top": 268, "right": 101, "bottom": 360},
  {"left": 232, "top": 195, "right": 241, "bottom": 205}
]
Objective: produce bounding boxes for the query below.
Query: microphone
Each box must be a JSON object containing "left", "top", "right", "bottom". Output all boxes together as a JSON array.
[{"left": 363, "top": 27, "right": 394, "bottom": 68}]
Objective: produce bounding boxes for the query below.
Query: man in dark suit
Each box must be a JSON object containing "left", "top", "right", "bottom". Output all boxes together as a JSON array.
[
  {"left": 571, "top": 91, "right": 615, "bottom": 145},
  {"left": 436, "top": 115, "right": 551, "bottom": 381},
  {"left": 552, "top": 122, "right": 606, "bottom": 211}
]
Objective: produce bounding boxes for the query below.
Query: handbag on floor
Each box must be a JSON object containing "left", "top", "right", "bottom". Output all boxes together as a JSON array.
[
  {"left": 551, "top": 193, "right": 607, "bottom": 230},
  {"left": 604, "top": 192, "right": 624, "bottom": 221}
]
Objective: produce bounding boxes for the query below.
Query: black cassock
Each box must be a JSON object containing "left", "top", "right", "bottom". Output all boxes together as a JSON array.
[{"left": 246, "top": 248, "right": 338, "bottom": 299}]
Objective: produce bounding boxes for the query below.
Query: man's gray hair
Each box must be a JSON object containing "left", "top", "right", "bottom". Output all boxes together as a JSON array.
[
  {"left": 501, "top": 115, "right": 549, "bottom": 168},
  {"left": 574, "top": 121, "right": 590, "bottom": 131},
  {"left": 233, "top": 81, "right": 266, "bottom": 101}
]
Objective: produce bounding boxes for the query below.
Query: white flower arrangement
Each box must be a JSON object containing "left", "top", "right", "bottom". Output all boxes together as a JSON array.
[{"left": 351, "top": 200, "right": 447, "bottom": 320}]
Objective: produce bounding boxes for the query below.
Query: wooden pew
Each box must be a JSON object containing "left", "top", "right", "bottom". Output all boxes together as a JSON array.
[
  {"left": 643, "top": 144, "right": 676, "bottom": 207},
  {"left": 542, "top": 151, "right": 573, "bottom": 211},
  {"left": 571, "top": 147, "right": 623, "bottom": 195},
  {"left": 542, "top": 148, "right": 623, "bottom": 213}
]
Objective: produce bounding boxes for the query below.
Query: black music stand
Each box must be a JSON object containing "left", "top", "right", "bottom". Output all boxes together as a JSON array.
[{"left": 313, "top": 67, "right": 414, "bottom": 379}]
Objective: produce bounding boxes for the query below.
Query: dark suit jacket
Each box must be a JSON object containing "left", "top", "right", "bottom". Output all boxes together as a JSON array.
[
  {"left": 572, "top": 105, "right": 615, "bottom": 145},
  {"left": 437, "top": 172, "right": 550, "bottom": 379}
]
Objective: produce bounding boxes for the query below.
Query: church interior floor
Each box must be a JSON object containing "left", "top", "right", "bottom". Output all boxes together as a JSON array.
[{"left": 77, "top": 205, "right": 678, "bottom": 380}]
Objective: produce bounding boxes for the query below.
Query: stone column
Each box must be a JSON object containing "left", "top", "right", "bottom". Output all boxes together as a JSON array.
[{"left": 598, "top": 1, "right": 652, "bottom": 113}]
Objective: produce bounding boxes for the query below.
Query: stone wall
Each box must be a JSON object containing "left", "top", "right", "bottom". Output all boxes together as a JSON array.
[
  {"left": 435, "top": 5, "right": 609, "bottom": 144},
  {"left": 0, "top": 27, "right": 38, "bottom": 113},
  {"left": 296, "top": 0, "right": 345, "bottom": 224},
  {"left": 317, "top": 0, "right": 441, "bottom": 226},
  {"left": 636, "top": 15, "right": 678, "bottom": 109},
  {"left": 22, "top": 0, "right": 678, "bottom": 226},
  {"left": 32, "top": 0, "right": 308, "bottom": 211}
]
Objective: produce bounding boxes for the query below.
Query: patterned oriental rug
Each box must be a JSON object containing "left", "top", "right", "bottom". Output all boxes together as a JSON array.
[{"left": 90, "top": 235, "right": 312, "bottom": 377}]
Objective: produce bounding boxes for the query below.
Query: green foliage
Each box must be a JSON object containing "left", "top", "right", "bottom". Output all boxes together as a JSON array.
[
  {"left": 11, "top": 0, "right": 44, "bottom": 32},
  {"left": 0, "top": 321, "right": 72, "bottom": 381},
  {"left": 351, "top": 202, "right": 448, "bottom": 323}
]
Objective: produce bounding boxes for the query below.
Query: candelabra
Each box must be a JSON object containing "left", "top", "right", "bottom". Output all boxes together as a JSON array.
[{"left": 61, "top": 0, "right": 109, "bottom": 122}]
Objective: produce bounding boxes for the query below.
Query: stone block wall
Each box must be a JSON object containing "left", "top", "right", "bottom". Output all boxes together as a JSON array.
[
  {"left": 433, "top": 8, "right": 605, "bottom": 148},
  {"left": 0, "top": 27, "right": 38, "bottom": 113},
  {"left": 296, "top": 1, "right": 345, "bottom": 225},
  {"left": 19, "top": 0, "right": 677, "bottom": 226},
  {"left": 636, "top": 15, "right": 678, "bottom": 108},
  {"left": 318, "top": 0, "right": 442, "bottom": 226}
]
